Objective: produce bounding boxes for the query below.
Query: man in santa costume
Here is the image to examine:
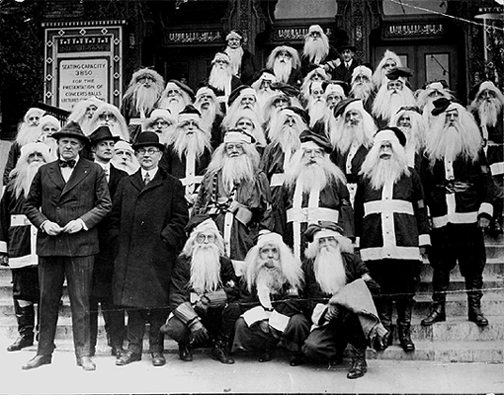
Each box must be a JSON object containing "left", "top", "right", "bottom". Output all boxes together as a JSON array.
[
  {"left": 355, "top": 127, "right": 430, "bottom": 352},
  {"left": 162, "top": 105, "right": 213, "bottom": 208},
  {"left": 277, "top": 130, "right": 353, "bottom": 260},
  {"left": 227, "top": 108, "right": 267, "bottom": 150},
  {"left": 159, "top": 79, "right": 195, "bottom": 119},
  {"left": 1, "top": 143, "right": 54, "bottom": 352},
  {"left": 329, "top": 98, "right": 376, "bottom": 205},
  {"left": 300, "top": 222, "right": 385, "bottom": 378},
  {"left": 349, "top": 65, "right": 375, "bottom": 114},
  {"left": 469, "top": 80, "right": 504, "bottom": 235},
  {"left": 250, "top": 69, "right": 278, "bottom": 113},
  {"left": 207, "top": 52, "right": 242, "bottom": 109},
  {"left": 89, "top": 103, "right": 130, "bottom": 142},
  {"left": 372, "top": 49, "right": 402, "bottom": 90},
  {"left": 194, "top": 86, "right": 225, "bottom": 149},
  {"left": 111, "top": 140, "right": 140, "bottom": 175},
  {"left": 162, "top": 216, "right": 240, "bottom": 364},
  {"left": 143, "top": 108, "right": 177, "bottom": 146},
  {"left": 415, "top": 80, "right": 454, "bottom": 130},
  {"left": 300, "top": 66, "right": 330, "bottom": 106},
  {"left": 193, "top": 129, "right": 273, "bottom": 272},
  {"left": 233, "top": 231, "right": 308, "bottom": 364},
  {"left": 261, "top": 83, "right": 302, "bottom": 140},
  {"left": 391, "top": 106, "right": 426, "bottom": 170},
  {"left": 420, "top": 99, "right": 493, "bottom": 327},
  {"left": 68, "top": 96, "right": 104, "bottom": 136},
  {"left": 121, "top": 68, "right": 165, "bottom": 143},
  {"left": 266, "top": 45, "right": 302, "bottom": 88},
  {"left": 306, "top": 80, "right": 330, "bottom": 128},
  {"left": 223, "top": 30, "right": 256, "bottom": 84},
  {"left": 300, "top": 25, "right": 341, "bottom": 77},
  {"left": 372, "top": 67, "right": 416, "bottom": 128}
]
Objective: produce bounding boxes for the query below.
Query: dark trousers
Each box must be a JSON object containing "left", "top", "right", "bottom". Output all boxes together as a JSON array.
[
  {"left": 37, "top": 256, "right": 94, "bottom": 358},
  {"left": 428, "top": 224, "right": 486, "bottom": 303},
  {"left": 89, "top": 294, "right": 125, "bottom": 351},
  {"left": 125, "top": 308, "right": 169, "bottom": 354}
]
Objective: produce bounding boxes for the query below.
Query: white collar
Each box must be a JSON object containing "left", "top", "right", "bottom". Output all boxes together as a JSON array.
[{"left": 141, "top": 166, "right": 158, "bottom": 179}]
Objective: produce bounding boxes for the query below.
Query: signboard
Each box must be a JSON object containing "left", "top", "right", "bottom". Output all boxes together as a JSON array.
[
  {"left": 59, "top": 58, "right": 108, "bottom": 109},
  {"left": 43, "top": 20, "right": 125, "bottom": 112}
]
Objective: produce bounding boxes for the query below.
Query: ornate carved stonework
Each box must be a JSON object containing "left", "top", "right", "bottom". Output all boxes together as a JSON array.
[
  {"left": 383, "top": 22, "right": 445, "bottom": 38},
  {"left": 164, "top": 30, "right": 223, "bottom": 45}
]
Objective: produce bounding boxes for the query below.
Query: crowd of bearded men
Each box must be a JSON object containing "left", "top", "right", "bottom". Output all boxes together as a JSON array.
[{"left": 1, "top": 25, "right": 502, "bottom": 379}]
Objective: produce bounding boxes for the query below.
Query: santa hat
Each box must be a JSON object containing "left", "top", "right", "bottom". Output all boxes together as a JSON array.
[
  {"left": 423, "top": 80, "right": 449, "bottom": 90},
  {"left": 386, "top": 67, "right": 413, "bottom": 82},
  {"left": 19, "top": 142, "right": 54, "bottom": 164},
  {"left": 304, "top": 221, "right": 345, "bottom": 243},
  {"left": 251, "top": 69, "right": 277, "bottom": 90},
  {"left": 150, "top": 109, "right": 174, "bottom": 123},
  {"left": 23, "top": 108, "right": 45, "bottom": 123},
  {"left": 324, "top": 80, "right": 349, "bottom": 97},
  {"left": 223, "top": 128, "right": 255, "bottom": 144},
  {"left": 228, "top": 85, "right": 256, "bottom": 106},
  {"left": 130, "top": 68, "right": 164, "bottom": 86},
  {"left": 164, "top": 80, "right": 195, "bottom": 101},
  {"left": 185, "top": 214, "right": 220, "bottom": 235},
  {"left": 333, "top": 98, "right": 361, "bottom": 119},
  {"left": 373, "top": 127, "right": 406, "bottom": 147},
  {"left": 299, "top": 129, "right": 332, "bottom": 153},
  {"left": 212, "top": 52, "right": 231, "bottom": 64},
  {"left": 39, "top": 115, "right": 61, "bottom": 130},
  {"left": 196, "top": 86, "right": 217, "bottom": 100},
  {"left": 395, "top": 105, "right": 421, "bottom": 115},
  {"left": 114, "top": 139, "right": 134, "bottom": 153},
  {"left": 226, "top": 30, "right": 242, "bottom": 41},
  {"left": 470, "top": 80, "right": 503, "bottom": 102},
  {"left": 281, "top": 106, "right": 310, "bottom": 126},
  {"left": 270, "top": 82, "right": 300, "bottom": 98},
  {"left": 267, "top": 45, "right": 300, "bottom": 69},
  {"left": 178, "top": 105, "right": 201, "bottom": 123},
  {"left": 255, "top": 230, "right": 285, "bottom": 249},
  {"left": 308, "top": 24, "right": 324, "bottom": 35}
]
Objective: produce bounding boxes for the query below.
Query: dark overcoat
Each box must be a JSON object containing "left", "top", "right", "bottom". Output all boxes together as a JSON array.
[{"left": 110, "top": 168, "right": 189, "bottom": 309}]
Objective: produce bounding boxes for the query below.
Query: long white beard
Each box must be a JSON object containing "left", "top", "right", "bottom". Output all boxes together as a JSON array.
[
  {"left": 429, "top": 125, "right": 464, "bottom": 163},
  {"left": 133, "top": 85, "right": 159, "bottom": 114},
  {"left": 173, "top": 129, "right": 210, "bottom": 160},
  {"left": 209, "top": 67, "right": 231, "bottom": 92},
  {"left": 303, "top": 37, "right": 329, "bottom": 62},
  {"left": 366, "top": 157, "right": 406, "bottom": 190},
  {"left": 273, "top": 58, "right": 293, "bottom": 83},
  {"left": 16, "top": 125, "right": 41, "bottom": 146},
  {"left": 478, "top": 99, "right": 501, "bottom": 128},
  {"left": 296, "top": 161, "right": 328, "bottom": 193},
  {"left": 255, "top": 262, "right": 287, "bottom": 296},
  {"left": 165, "top": 99, "right": 185, "bottom": 118},
  {"left": 374, "top": 88, "right": 416, "bottom": 122},
  {"left": 308, "top": 98, "right": 328, "bottom": 125},
  {"left": 190, "top": 244, "right": 222, "bottom": 294},
  {"left": 337, "top": 123, "right": 364, "bottom": 154},
  {"left": 221, "top": 154, "right": 255, "bottom": 192},
  {"left": 314, "top": 245, "right": 347, "bottom": 295},
  {"left": 226, "top": 47, "right": 243, "bottom": 76},
  {"left": 351, "top": 82, "right": 373, "bottom": 101},
  {"left": 276, "top": 125, "right": 302, "bottom": 153},
  {"left": 198, "top": 106, "right": 217, "bottom": 134},
  {"left": 11, "top": 162, "right": 43, "bottom": 199},
  {"left": 256, "top": 90, "right": 275, "bottom": 113}
]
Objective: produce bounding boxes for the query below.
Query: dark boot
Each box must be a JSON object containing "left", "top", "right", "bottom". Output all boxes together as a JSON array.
[
  {"left": 212, "top": 337, "right": 235, "bottom": 364},
  {"left": 178, "top": 341, "right": 193, "bottom": 362},
  {"left": 421, "top": 267, "right": 449, "bottom": 326},
  {"left": 347, "top": 344, "right": 367, "bottom": 379},
  {"left": 375, "top": 300, "right": 393, "bottom": 350},
  {"left": 421, "top": 302, "right": 445, "bottom": 326},
  {"left": 467, "top": 278, "right": 488, "bottom": 326},
  {"left": 7, "top": 301, "right": 35, "bottom": 352},
  {"left": 396, "top": 301, "right": 415, "bottom": 352}
]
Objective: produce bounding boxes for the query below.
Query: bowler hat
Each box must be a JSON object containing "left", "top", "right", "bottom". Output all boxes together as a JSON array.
[
  {"left": 132, "top": 131, "right": 165, "bottom": 151},
  {"left": 52, "top": 121, "right": 90, "bottom": 144}
]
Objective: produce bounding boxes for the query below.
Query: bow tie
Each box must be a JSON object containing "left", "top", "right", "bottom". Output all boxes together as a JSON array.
[{"left": 59, "top": 159, "right": 76, "bottom": 168}]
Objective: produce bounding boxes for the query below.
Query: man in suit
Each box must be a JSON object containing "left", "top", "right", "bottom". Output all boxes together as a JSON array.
[
  {"left": 332, "top": 44, "right": 359, "bottom": 83},
  {"left": 22, "top": 121, "right": 112, "bottom": 371},
  {"left": 110, "top": 131, "right": 188, "bottom": 367},
  {"left": 86, "top": 126, "right": 128, "bottom": 358}
]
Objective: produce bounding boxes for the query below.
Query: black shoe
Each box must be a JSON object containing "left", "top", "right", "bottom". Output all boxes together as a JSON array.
[
  {"left": 347, "top": 359, "right": 367, "bottom": 379},
  {"left": 115, "top": 350, "right": 141, "bottom": 366},
  {"left": 211, "top": 345, "right": 235, "bottom": 364},
  {"left": 421, "top": 306, "right": 446, "bottom": 326},
  {"left": 258, "top": 349, "right": 274, "bottom": 362},
  {"left": 7, "top": 334, "right": 34, "bottom": 352},
  {"left": 111, "top": 345, "right": 124, "bottom": 357},
  {"left": 289, "top": 354, "right": 305, "bottom": 366},
  {"left": 178, "top": 343, "right": 193, "bottom": 362},
  {"left": 151, "top": 352, "right": 166, "bottom": 367},
  {"left": 469, "top": 312, "right": 489, "bottom": 327},
  {"left": 329, "top": 354, "right": 344, "bottom": 366},
  {"left": 77, "top": 356, "right": 96, "bottom": 371},
  {"left": 22, "top": 354, "right": 52, "bottom": 370}
]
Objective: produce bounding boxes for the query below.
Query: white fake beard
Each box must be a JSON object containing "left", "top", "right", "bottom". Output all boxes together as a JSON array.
[
  {"left": 12, "top": 161, "right": 43, "bottom": 199},
  {"left": 173, "top": 128, "right": 210, "bottom": 160},
  {"left": 256, "top": 90, "right": 275, "bottom": 112},
  {"left": 209, "top": 67, "right": 231, "bottom": 92},
  {"left": 478, "top": 98, "right": 501, "bottom": 128},
  {"left": 273, "top": 58, "right": 293, "bottom": 83},
  {"left": 303, "top": 37, "right": 328, "bottom": 62},
  {"left": 134, "top": 84, "right": 159, "bottom": 114},
  {"left": 338, "top": 123, "right": 363, "bottom": 153},
  {"left": 351, "top": 81, "right": 373, "bottom": 101},
  {"left": 314, "top": 245, "right": 347, "bottom": 295},
  {"left": 166, "top": 99, "right": 185, "bottom": 118},
  {"left": 189, "top": 243, "right": 222, "bottom": 294},
  {"left": 226, "top": 47, "right": 243, "bottom": 76},
  {"left": 296, "top": 159, "right": 328, "bottom": 193},
  {"left": 255, "top": 260, "right": 286, "bottom": 296},
  {"left": 308, "top": 98, "right": 328, "bottom": 124},
  {"left": 276, "top": 124, "right": 302, "bottom": 153},
  {"left": 367, "top": 156, "right": 405, "bottom": 190},
  {"left": 16, "top": 125, "right": 41, "bottom": 146},
  {"left": 374, "top": 88, "right": 416, "bottom": 122},
  {"left": 430, "top": 125, "right": 463, "bottom": 163},
  {"left": 221, "top": 154, "right": 254, "bottom": 192}
]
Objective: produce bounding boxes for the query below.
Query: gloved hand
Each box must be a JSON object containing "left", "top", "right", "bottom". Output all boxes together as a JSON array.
[
  {"left": 324, "top": 304, "right": 339, "bottom": 323},
  {"left": 193, "top": 299, "right": 208, "bottom": 316},
  {"left": 188, "top": 318, "right": 210, "bottom": 344},
  {"left": 258, "top": 319, "right": 270, "bottom": 334},
  {"left": 0, "top": 253, "right": 8, "bottom": 267}
]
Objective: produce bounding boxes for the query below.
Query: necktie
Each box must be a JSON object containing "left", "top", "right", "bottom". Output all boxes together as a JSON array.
[
  {"left": 104, "top": 168, "right": 110, "bottom": 183},
  {"left": 59, "top": 159, "right": 76, "bottom": 168},
  {"left": 144, "top": 172, "right": 151, "bottom": 185}
]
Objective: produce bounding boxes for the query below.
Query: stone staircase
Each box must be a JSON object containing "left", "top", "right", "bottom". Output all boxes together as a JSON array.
[{"left": 1, "top": 234, "right": 503, "bottom": 362}]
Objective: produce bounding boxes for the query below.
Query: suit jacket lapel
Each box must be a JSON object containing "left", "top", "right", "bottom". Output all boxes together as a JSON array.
[
  {"left": 130, "top": 170, "right": 145, "bottom": 192},
  {"left": 60, "top": 158, "right": 90, "bottom": 199},
  {"left": 46, "top": 161, "right": 66, "bottom": 191}
]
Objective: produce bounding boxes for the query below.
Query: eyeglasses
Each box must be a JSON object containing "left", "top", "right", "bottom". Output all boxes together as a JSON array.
[
  {"left": 387, "top": 81, "right": 403, "bottom": 90},
  {"left": 98, "top": 113, "right": 117, "bottom": 121},
  {"left": 318, "top": 236, "right": 337, "bottom": 244},
  {"left": 214, "top": 59, "right": 229, "bottom": 65},
  {"left": 154, "top": 120, "right": 170, "bottom": 127},
  {"left": 136, "top": 148, "right": 160, "bottom": 155},
  {"left": 303, "top": 148, "right": 324, "bottom": 157},
  {"left": 196, "top": 233, "right": 215, "bottom": 243}
]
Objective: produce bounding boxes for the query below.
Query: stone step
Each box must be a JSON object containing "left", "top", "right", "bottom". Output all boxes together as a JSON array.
[
  {"left": 416, "top": 275, "right": 504, "bottom": 295},
  {"left": 419, "top": 258, "right": 504, "bottom": 279},
  {"left": 412, "top": 292, "right": 504, "bottom": 317}
]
